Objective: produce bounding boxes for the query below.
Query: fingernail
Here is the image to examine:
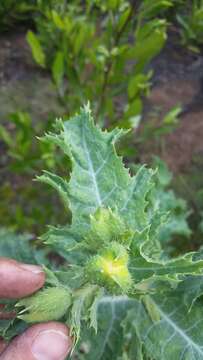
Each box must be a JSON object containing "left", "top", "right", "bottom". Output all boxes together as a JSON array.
[
  {"left": 31, "top": 330, "right": 71, "bottom": 360},
  {"left": 19, "top": 263, "right": 43, "bottom": 274}
]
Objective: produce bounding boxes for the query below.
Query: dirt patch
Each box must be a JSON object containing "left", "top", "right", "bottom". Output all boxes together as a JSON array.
[
  {"left": 164, "top": 111, "right": 203, "bottom": 173},
  {"left": 143, "top": 79, "right": 203, "bottom": 173},
  {"left": 141, "top": 34, "right": 203, "bottom": 174},
  {"left": 0, "top": 31, "right": 62, "bottom": 120}
]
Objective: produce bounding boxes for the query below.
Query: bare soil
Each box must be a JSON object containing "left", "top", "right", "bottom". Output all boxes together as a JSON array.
[
  {"left": 0, "top": 30, "right": 62, "bottom": 120},
  {"left": 142, "top": 33, "right": 203, "bottom": 175}
]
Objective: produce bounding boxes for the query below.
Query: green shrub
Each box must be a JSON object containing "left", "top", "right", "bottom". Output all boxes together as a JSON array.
[
  {"left": 0, "top": 111, "right": 70, "bottom": 233},
  {"left": 177, "top": 0, "right": 203, "bottom": 52},
  {"left": 0, "top": 0, "right": 35, "bottom": 29},
  {"left": 27, "top": 0, "right": 170, "bottom": 127}
]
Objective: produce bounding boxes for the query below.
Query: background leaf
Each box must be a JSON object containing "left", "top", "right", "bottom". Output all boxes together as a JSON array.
[{"left": 27, "top": 30, "right": 46, "bottom": 67}]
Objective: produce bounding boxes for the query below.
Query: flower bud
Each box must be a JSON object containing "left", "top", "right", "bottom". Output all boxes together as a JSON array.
[{"left": 17, "top": 287, "right": 71, "bottom": 323}]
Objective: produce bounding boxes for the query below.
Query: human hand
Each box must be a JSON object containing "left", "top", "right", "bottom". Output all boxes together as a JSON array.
[{"left": 0, "top": 258, "right": 72, "bottom": 359}]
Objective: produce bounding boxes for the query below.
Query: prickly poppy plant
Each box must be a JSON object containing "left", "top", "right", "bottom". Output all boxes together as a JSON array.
[{"left": 1, "top": 105, "right": 203, "bottom": 360}]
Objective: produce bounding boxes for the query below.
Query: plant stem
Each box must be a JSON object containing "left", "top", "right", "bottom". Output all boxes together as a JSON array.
[{"left": 96, "top": 2, "right": 137, "bottom": 119}]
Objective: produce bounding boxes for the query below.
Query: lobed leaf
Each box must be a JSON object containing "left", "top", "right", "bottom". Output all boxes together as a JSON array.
[{"left": 131, "top": 294, "right": 203, "bottom": 360}]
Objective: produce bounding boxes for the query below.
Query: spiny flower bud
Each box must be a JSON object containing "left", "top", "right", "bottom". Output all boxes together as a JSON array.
[
  {"left": 17, "top": 286, "right": 71, "bottom": 323},
  {"left": 86, "top": 242, "right": 132, "bottom": 292}
]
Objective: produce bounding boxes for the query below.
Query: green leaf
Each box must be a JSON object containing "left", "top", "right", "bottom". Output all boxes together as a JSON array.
[
  {"left": 131, "top": 294, "right": 203, "bottom": 360},
  {"left": 37, "top": 171, "right": 69, "bottom": 209},
  {"left": 152, "top": 156, "right": 172, "bottom": 187},
  {"left": 162, "top": 105, "right": 182, "bottom": 125},
  {"left": 140, "top": 0, "right": 174, "bottom": 18},
  {"left": 130, "top": 20, "right": 167, "bottom": 72},
  {"left": 71, "top": 285, "right": 99, "bottom": 339},
  {"left": 51, "top": 10, "right": 64, "bottom": 30},
  {"left": 89, "top": 287, "right": 105, "bottom": 333},
  {"left": 0, "top": 317, "right": 27, "bottom": 342},
  {"left": 120, "top": 99, "right": 143, "bottom": 129},
  {"left": 131, "top": 252, "right": 203, "bottom": 288},
  {"left": 39, "top": 105, "right": 154, "bottom": 235},
  {"left": 122, "top": 307, "right": 144, "bottom": 360},
  {"left": 52, "top": 51, "right": 64, "bottom": 89},
  {"left": 149, "top": 157, "right": 191, "bottom": 245},
  {"left": 82, "top": 296, "right": 136, "bottom": 360},
  {"left": 26, "top": 30, "right": 46, "bottom": 67},
  {"left": 0, "top": 228, "right": 47, "bottom": 265},
  {"left": 177, "top": 275, "right": 203, "bottom": 310},
  {"left": 0, "top": 125, "right": 13, "bottom": 147},
  {"left": 128, "top": 72, "right": 152, "bottom": 99}
]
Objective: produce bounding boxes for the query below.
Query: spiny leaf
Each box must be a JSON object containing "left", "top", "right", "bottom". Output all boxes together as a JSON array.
[
  {"left": 81, "top": 296, "right": 136, "bottom": 360},
  {"left": 131, "top": 294, "right": 203, "bottom": 360},
  {"left": 131, "top": 252, "right": 203, "bottom": 290},
  {"left": 176, "top": 275, "right": 203, "bottom": 310},
  {"left": 89, "top": 287, "right": 105, "bottom": 333},
  {"left": 70, "top": 285, "right": 99, "bottom": 340},
  {"left": 38, "top": 105, "right": 154, "bottom": 236},
  {"left": 0, "top": 228, "right": 47, "bottom": 265}
]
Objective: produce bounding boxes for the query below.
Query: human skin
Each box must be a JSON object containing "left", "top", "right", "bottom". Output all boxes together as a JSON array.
[{"left": 0, "top": 258, "right": 72, "bottom": 360}]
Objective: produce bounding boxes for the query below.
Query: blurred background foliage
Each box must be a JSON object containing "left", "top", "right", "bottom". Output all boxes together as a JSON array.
[{"left": 0, "top": 0, "right": 202, "bottom": 255}]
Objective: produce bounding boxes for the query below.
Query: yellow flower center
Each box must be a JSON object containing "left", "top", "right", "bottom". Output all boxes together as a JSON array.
[
  {"left": 96, "top": 255, "right": 132, "bottom": 290},
  {"left": 101, "top": 258, "right": 126, "bottom": 277}
]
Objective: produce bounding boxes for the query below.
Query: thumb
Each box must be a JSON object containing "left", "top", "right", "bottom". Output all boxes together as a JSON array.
[
  {"left": 0, "top": 339, "right": 6, "bottom": 354},
  {"left": 0, "top": 322, "right": 72, "bottom": 360}
]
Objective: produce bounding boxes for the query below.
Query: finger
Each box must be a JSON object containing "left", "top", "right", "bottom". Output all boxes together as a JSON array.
[
  {"left": 0, "top": 258, "right": 45, "bottom": 299},
  {"left": 0, "top": 322, "right": 72, "bottom": 360},
  {"left": 0, "top": 339, "right": 7, "bottom": 355}
]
